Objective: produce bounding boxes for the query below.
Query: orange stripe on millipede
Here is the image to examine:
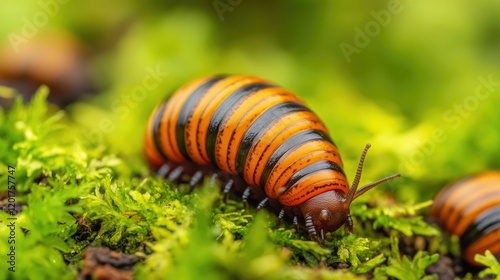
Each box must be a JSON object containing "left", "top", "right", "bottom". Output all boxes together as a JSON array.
[
  {"left": 280, "top": 173, "right": 348, "bottom": 206},
  {"left": 438, "top": 174, "right": 500, "bottom": 234},
  {"left": 438, "top": 177, "right": 492, "bottom": 227},
  {"left": 187, "top": 76, "right": 265, "bottom": 166},
  {"left": 453, "top": 188, "right": 500, "bottom": 235},
  {"left": 160, "top": 76, "right": 213, "bottom": 162},
  {"left": 264, "top": 140, "right": 343, "bottom": 199},
  {"left": 272, "top": 150, "right": 344, "bottom": 198},
  {"left": 218, "top": 89, "right": 301, "bottom": 174},
  {"left": 144, "top": 103, "right": 165, "bottom": 167},
  {"left": 244, "top": 113, "right": 329, "bottom": 186},
  {"left": 266, "top": 145, "right": 343, "bottom": 199},
  {"left": 464, "top": 228, "right": 500, "bottom": 265},
  {"left": 443, "top": 183, "right": 498, "bottom": 234},
  {"left": 430, "top": 178, "right": 469, "bottom": 218}
]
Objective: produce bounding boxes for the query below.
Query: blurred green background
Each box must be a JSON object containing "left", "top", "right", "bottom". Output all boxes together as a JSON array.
[{"left": 1, "top": 0, "right": 500, "bottom": 203}]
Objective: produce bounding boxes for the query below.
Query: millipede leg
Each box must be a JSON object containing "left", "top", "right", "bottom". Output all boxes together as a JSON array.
[
  {"left": 256, "top": 197, "right": 269, "bottom": 210},
  {"left": 222, "top": 179, "right": 234, "bottom": 202},
  {"left": 277, "top": 208, "right": 285, "bottom": 227},
  {"left": 189, "top": 171, "right": 204, "bottom": 192},
  {"left": 344, "top": 213, "right": 354, "bottom": 234},
  {"left": 278, "top": 209, "right": 285, "bottom": 220},
  {"left": 242, "top": 187, "right": 251, "bottom": 208},
  {"left": 166, "top": 166, "right": 184, "bottom": 182},
  {"left": 305, "top": 214, "right": 320, "bottom": 242},
  {"left": 157, "top": 164, "right": 171, "bottom": 177},
  {"left": 293, "top": 215, "right": 299, "bottom": 230},
  {"left": 209, "top": 173, "right": 219, "bottom": 186}
]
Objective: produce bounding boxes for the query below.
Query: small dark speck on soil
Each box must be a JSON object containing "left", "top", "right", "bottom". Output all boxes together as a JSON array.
[{"left": 332, "top": 262, "right": 350, "bottom": 269}]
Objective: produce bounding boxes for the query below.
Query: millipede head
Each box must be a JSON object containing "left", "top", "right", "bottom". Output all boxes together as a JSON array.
[{"left": 300, "top": 144, "right": 400, "bottom": 239}]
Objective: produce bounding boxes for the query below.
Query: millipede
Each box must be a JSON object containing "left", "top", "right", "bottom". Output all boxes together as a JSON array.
[
  {"left": 144, "top": 75, "right": 400, "bottom": 241},
  {"left": 431, "top": 171, "right": 500, "bottom": 265}
]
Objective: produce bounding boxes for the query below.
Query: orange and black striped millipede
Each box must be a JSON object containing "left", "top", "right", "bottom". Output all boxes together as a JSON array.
[
  {"left": 431, "top": 171, "right": 500, "bottom": 265},
  {"left": 144, "top": 75, "right": 400, "bottom": 241}
]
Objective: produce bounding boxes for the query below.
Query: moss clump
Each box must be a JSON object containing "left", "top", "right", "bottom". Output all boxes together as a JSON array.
[{"left": 475, "top": 251, "right": 500, "bottom": 279}]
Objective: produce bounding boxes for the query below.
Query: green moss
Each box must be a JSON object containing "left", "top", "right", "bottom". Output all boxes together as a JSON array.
[
  {"left": 1, "top": 90, "right": 87, "bottom": 279},
  {"left": 475, "top": 250, "right": 500, "bottom": 278},
  {"left": 0, "top": 90, "right": 447, "bottom": 279},
  {"left": 351, "top": 200, "right": 440, "bottom": 237},
  {"left": 374, "top": 237, "right": 439, "bottom": 280}
]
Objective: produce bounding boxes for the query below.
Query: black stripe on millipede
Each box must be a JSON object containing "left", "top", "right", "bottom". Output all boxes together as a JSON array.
[
  {"left": 235, "top": 102, "right": 310, "bottom": 175},
  {"left": 152, "top": 101, "right": 169, "bottom": 160},
  {"left": 280, "top": 160, "right": 345, "bottom": 195},
  {"left": 176, "top": 76, "right": 226, "bottom": 160},
  {"left": 257, "top": 129, "right": 337, "bottom": 187},
  {"left": 460, "top": 205, "right": 500, "bottom": 250},
  {"left": 205, "top": 82, "right": 274, "bottom": 163}
]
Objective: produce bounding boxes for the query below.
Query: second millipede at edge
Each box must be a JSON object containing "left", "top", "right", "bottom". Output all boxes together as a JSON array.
[{"left": 431, "top": 171, "right": 500, "bottom": 266}]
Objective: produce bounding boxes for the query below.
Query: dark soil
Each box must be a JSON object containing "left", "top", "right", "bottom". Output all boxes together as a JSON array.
[{"left": 77, "top": 247, "right": 139, "bottom": 280}]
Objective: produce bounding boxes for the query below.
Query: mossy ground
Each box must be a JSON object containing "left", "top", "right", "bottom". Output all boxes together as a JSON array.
[{"left": 1, "top": 90, "right": 498, "bottom": 280}]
